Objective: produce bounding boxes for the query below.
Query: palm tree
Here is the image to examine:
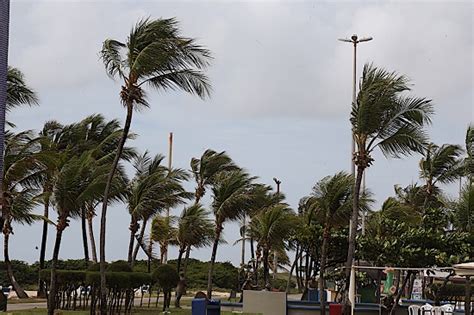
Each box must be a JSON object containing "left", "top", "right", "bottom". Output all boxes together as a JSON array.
[
  {"left": 248, "top": 204, "right": 296, "bottom": 288},
  {"left": 6, "top": 67, "right": 38, "bottom": 114},
  {"left": 419, "top": 143, "right": 463, "bottom": 198},
  {"left": 207, "top": 169, "right": 255, "bottom": 298},
  {"left": 344, "top": 64, "right": 434, "bottom": 310},
  {"left": 99, "top": 18, "right": 212, "bottom": 311},
  {"left": 2, "top": 131, "right": 43, "bottom": 298},
  {"left": 151, "top": 214, "right": 177, "bottom": 264},
  {"left": 127, "top": 152, "right": 190, "bottom": 266},
  {"left": 175, "top": 204, "right": 214, "bottom": 273}
]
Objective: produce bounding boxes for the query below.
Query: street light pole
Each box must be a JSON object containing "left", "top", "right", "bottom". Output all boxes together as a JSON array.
[{"left": 338, "top": 34, "right": 372, "bottom": 236}]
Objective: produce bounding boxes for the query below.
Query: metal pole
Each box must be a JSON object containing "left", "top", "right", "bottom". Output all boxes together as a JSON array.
[
  {"left": 273, "top": 178, "right": 281, "bottom": 280},
  {"left": 351, "top": 40, "right": 357, "bottom": 177},
  {"left": 0, "top": 0, "right": 10, "bottom": 228},
  {"left": 162, "top": 132, "right": 173, "bottom": 264}
]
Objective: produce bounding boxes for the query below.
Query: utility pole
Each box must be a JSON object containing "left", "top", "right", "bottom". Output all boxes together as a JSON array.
[
  {"left": 272, "top": 177, "right": 281, "bottom": 280},
  {"left": 338, "top": 34, "right": 372, "bottom": 235}
]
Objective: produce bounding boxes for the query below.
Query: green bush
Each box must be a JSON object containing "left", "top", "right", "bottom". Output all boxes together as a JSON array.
[
  {"left": 39, "top": 270, "right": 86, "bottom": 285},
  {"left": 428, "top": 283, "right": 474, "bottom": 302},
  {"left": 153, "top": 264, "right": 179, "bottom": 292},
  {"left": 107, "top": 260, "right": 132, "bottom": 272},
  {"left": 0, "top": 260, "right": 37, "bottom": 287}
]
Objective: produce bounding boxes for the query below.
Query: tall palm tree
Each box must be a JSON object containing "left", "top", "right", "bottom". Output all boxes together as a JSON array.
[
  {"left": 99, "top": 18, "right": 212, "bottom": 311},
  {"left": 2, "top": 131, "right": 43, "bottom": 298},
  {"left": 344, "top": 63, "right": 433, "bottom": 312},
  {"left": 248, "top": 204, "right": 296, "bottom": 288},
  {"left": 6, "top": 67, "right": 38, "bottom": 113},
  {"left": 207, "top": 169, "right": 255, "bottom": 298}
]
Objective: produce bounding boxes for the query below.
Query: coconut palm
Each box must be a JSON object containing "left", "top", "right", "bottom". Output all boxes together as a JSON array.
[
  {"left": 6, "top": 67, "right": 38, "bottom": 114},
  {"left": 151, "top": 214, "right": 177, "bottom": 264},
  {"left": 344, "top": 64, "right": 434, "bottom": 308},
  {"left": 2, "top": 131, "right": 43, "bottom": 298},
  {"left": 126, "top": 152, "right": 190, "bottom": 266},
  {"left": 419, "top": 143, "right": 463, "bottom": 198},
  {"left": 248, "top": 204, "right": 296, "bottom": 288},
  {"left": 175, "top": 204, "right": 214, "bottom": 273},
  {"left": 99, "top": 18, "right": 212, "bottom": 310},
  {"left": 207, "top": 169, "right": 255, "bottom": 298}
]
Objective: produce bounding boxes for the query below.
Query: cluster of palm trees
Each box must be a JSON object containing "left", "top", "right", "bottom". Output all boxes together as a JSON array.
[{"left": 1, "top": 14, "right": 472, "bottom": 315}]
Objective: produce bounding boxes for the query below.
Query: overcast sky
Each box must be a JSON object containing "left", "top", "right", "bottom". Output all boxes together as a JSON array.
[{"left": 8, "top": 0, "right": 473, "bottom": 266}]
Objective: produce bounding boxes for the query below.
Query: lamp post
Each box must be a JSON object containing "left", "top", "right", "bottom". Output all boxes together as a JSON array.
[
  {"left": 272, "top": 178, "right": 281, "bottom": 280},
  {"left": 338, "top": 34, "right": 372, "bottom": 235},
  {"left": 0, "top": 0, "right": 10, "bottom": 230}
]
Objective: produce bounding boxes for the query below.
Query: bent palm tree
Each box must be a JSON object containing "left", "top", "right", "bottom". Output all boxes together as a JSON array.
[
  {"left": 344, "top": 64, "right": 433, "bottom": 313},
  {"left": 248, "top": 204, "right": 296, "bottom": 288},
  {"left": 99, "top": 18, "right": 211, "bottom": 311},
  {"left": 3, "top": 131, "right": 43, "bottom": 298},
  {"left": 207, "top": 169, "right": 255, "bottom": 298},
  {"left": 6, "top": 67, "right": 38, "bottom": 113}
]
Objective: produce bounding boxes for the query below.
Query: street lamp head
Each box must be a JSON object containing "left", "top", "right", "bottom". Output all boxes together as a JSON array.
[
  {"left": 351, "top": 34, "right": 358, "bottom": 41},
  {"left": 338, "top": 38, "right": 353, "bottom": 43}
]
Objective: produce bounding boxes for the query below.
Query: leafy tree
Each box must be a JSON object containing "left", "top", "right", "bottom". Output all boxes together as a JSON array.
[
  {"left": 344, "top": 63, "right": 433, "bottom": 311},
  {"left": 153, "top": 264, "right": 179, "bottom": 312},
  {"left": 6, "top": 67, "right": 38, "bottom": 126},
  {"left": 99, "top": 18, "right": 212, "bottom": 313}
]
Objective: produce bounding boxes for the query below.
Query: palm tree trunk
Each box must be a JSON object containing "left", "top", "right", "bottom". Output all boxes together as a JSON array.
[
  {"left": 132, "top": 218, "right": 148, "bottom": 264},
  {"left": 3, "top": 229, "right": 28, "bottom": 298},
  {"left": 81, "top": 208, "right": 89, "bottom": 265},
  {"left": 207, "top": 226, "right": 222, "bottom": 299},
  {"left": 343, "top": 164, "right": 365, "bottom": 315},
  {"left": 183, "top": 245, "right": 191, "bottom": 277},
  {"left": 48, "top": 219, "right": 66, "bottom": 315},
  {"left": 127, "top": 218, "right": 139, "bottom": 266},
  {"left": 38, "top": 198, "right": 49, "bottom": 297},
  {"left": 287, "top": 249, "right": 301, "bottom": 293},
  {"left": 263, "top": 248, "right": 269, "bottom": 289},
  {"left": 320, "top": 226, "right": 330, "bottom": 315},
  {"left": 176, "top": 246, "right": 185, "bottom": 274},
  {"left": 99, "top": 103, "right": 133, "bottom": 315},
  {"left": 87, "top": 209, "right": 98, "bottom": 263}
]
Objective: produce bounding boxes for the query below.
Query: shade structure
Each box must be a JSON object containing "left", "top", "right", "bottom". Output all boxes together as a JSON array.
[{"left": 453, "top": 262, "right": 474, "bottom": 276}]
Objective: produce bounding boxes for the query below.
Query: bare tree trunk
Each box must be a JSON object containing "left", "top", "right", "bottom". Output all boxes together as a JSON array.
[
  {"left": 99, "top": 103, "right": 133, "bottom": 315},
  {"left": 183, "top": 245, "right": 191, "bottom": 277},
  {"left": 132, "top": 218, "right": 148, "bottom": 263},
  {"left": 343, "top": 165, "right": 365, "bottom": 315},
  {"left": 38, "top": 198, "right": 49, "bottom": 297},
  {"left": 48, "top": 220, "right": 66, "bottom": 315},
  {"left": 87, "top": 209, "right": 97, "bottom": 263},
  {"left": 287, "top": 249, "right": 301, "bottom": 293},
  {"left": 4, "top": 228, "right": 28, "bottom": 298},
  {"left": 176, "top": 246, "right": 185, "bottom": 274},
  {"left": 263, "top": 248, "right": 270, "bottom": 289},
  {"left": 81, "top": 208, "right": 90, "bottom": 266},
  {"left": 207, "top": 226, "right": 222, "bottom": 299},
  {"left": 127, "top": 218, "right": 138, "bottom": 266}
]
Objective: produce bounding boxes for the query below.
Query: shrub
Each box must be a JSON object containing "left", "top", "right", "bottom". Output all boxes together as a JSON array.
[
  {"left": 153, "top": 264, "right": 179, "bottom": 292},
  {"left": 107, "top": 260, "right": 132, "bottom": 272}
]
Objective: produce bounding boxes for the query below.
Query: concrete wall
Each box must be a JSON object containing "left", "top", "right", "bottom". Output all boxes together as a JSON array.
[{"left": 242, "top": 290, "right": 287, "bottom": 315}]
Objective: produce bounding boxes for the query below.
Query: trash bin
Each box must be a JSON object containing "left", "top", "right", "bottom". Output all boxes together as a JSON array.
[
  {"left": 207, "top": 299, "right": 221, "bottom": 315},
  {"left": 192, "top": 298, "right": 207, "bottom": 315},
  {"left": 329, "top": 303, "right": 342, "bottom": 315}
]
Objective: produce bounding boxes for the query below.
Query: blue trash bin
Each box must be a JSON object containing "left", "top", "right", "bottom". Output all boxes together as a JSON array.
[
  {"left": 207, "top": 299, "right": 221, "bottom": 315},
  {"left": 192, "top": 298, "right": 207, "bottom": 315}
]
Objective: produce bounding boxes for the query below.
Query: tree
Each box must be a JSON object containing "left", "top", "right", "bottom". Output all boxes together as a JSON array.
[
  {"left": 207, "top": 169, "right": 255, "bottom": 298},
  {"left": 151, "top": 214, "right": 177, "bottom": 264},
  {"left": 126, "top": 152, "right": 190, "bottom": 267},
  {"left": 344, "top": 63, "right": 434, "bottom": 313},
  {"left": 419, "top": 143, "right": 463, "bottom": 198},
  {"left": 309, "top": 172, "right": 355, "bottom": 315},
  {"left": 248, "top": 204, "right": 296, "bottom": 288},
  {"left": 153, "top": 264, "right": 179, "bottom": 312},
  {"left": 6, "top": 67, "right": 38, "bottom": 114},
  {"left": 99, "top": 18, "right": 212, "bottom": 312},
  {"left": 2, "top": 131, "right": 43, "bottom": 298}
]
